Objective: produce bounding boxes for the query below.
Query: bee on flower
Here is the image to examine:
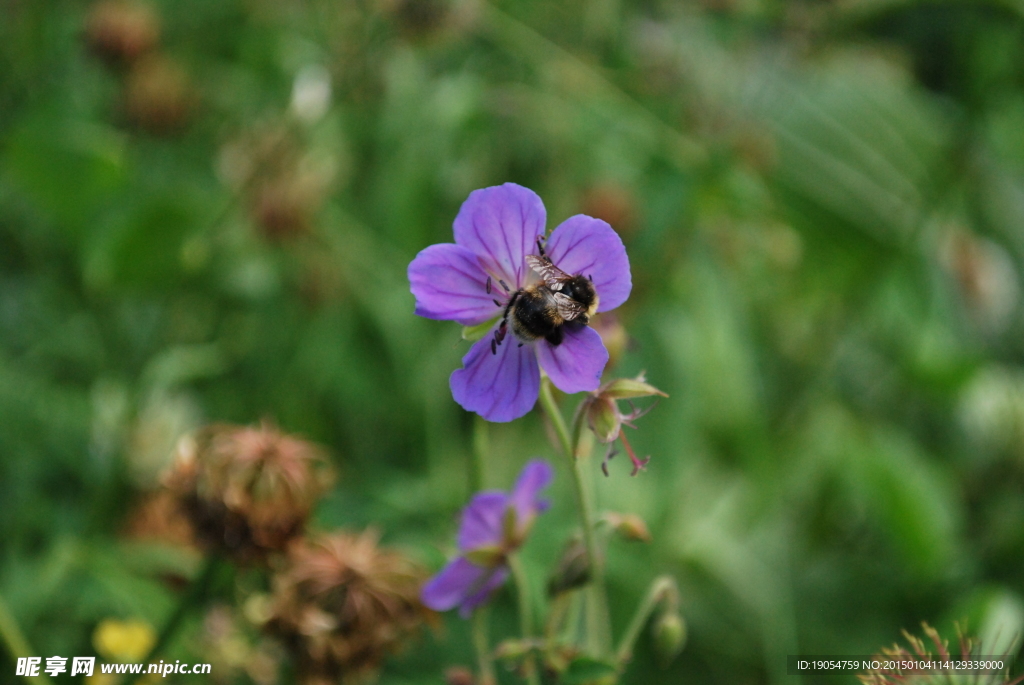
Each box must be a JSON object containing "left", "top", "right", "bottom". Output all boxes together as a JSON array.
[{"left": 408, "top": 183, "right": 632, "bottom": 422}]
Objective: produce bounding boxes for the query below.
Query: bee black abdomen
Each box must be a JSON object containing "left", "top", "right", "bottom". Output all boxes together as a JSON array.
[
  {"left": 545, "top": 327, "right": 564, "bottom": 346},
  {"left": 509, "top": 288, "right": 560, "bottom": 343}
]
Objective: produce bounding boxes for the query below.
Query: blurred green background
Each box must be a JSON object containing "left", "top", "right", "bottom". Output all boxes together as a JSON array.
[{"left": 5, "top": 0, "right": 1024, "bottom": 682}]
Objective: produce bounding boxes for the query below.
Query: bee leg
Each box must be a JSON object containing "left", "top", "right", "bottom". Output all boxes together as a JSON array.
[
  {"left": 486, "top": 276, "right": 492, "bottom": 294},
  {"left": 491, "top": 338, "right": 497, "bottom": 355},
  {"left": 536, "top": 238, "right": 547, "bottom": 257},
  {"left": 495, "top": 322, "right": 507, "bottom": 344},
  {"left": 545, "top": 328, "right": 564, "bottom": 346},
  {"left": 493, "top": 299, "right": 502, "bottom": 307},
  {"left": 498, "top": 279, "right": 511, "bottom": 293},
  {"left": 518, "top": 342, "right": 523, "bottom": 347}
]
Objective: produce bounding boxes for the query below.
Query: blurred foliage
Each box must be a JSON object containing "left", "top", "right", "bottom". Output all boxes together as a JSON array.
[{"left": 5, "top": 0, "right": 1024, "bottom": 683}]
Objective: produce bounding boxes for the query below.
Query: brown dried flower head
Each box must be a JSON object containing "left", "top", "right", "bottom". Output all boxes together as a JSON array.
[
  {"left": 165, "top": 421, "right": 333, "bottom": 563},
  {"left": 85, "top": 0, "right": 161, "bottom": 67},
  {"left": 859, "top": 622, "right": 1023, "bottom": 685},
  {"left": 125, "top": 54, "right": 194, "bottom": 134},
  {"left": 264, "top": 531, "right": 432, "bottom": 684}
]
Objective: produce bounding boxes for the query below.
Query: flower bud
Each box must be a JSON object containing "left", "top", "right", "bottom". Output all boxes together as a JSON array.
[
  {"left": 547, "top": 537, "right": 591, "bottom": 597},
  {"left": 586, "top": 396, "right": 620, "bottom": 444},
  {"left": 652, "top": 611, "right": 686, "bottom": 667},
  {"left": 602, "top": 512, "right": 652, "bottom": 543}
]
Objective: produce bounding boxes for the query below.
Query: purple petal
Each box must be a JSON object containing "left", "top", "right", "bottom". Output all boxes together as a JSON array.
[
  {"left": 453, "top": 184, "right": 547, "bottom": 289},
  {"left": 421, "top": 557, "right": 487, "bottom": 612},
  {"left": 458, "top": 566, "right": 510, "bottom": 618},
  {"left": 457, "top": 491, "right": 508, "bottom": 551},
  {"left": 450, "top": 334, "right": 540, "bottom": 423},
  {"left": 408, "top": 243, "right": 500, "bottom": 325},
  {"left": 545, "top": 215, "right": 631, "bottom": 312},
  {"left": 509, "top": 460, "right": 554, "bottom": 524},
  {"left": 536, "top": 325, "right": 608, "bottom": 394}
]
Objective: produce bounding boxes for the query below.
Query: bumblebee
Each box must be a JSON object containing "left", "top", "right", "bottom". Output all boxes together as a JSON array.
[{"left": 490, "top": 241, "right": 599, "bottom": 352}]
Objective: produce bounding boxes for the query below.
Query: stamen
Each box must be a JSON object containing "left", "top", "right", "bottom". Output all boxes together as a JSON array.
[
  {"left": 493, "top": 299, "right": 502, "bottom": 307},
  {"left": 486, "top": 276, "right": 492, "bottom": 294},
  {"left": 491, "top": 339, "right": 497, "bottom": 355},
  {"left": 499, "top": 279, "right": 511, "bottom": 293}
]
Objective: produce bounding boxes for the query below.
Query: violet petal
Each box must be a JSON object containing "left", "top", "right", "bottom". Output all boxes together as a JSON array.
[
  {"left": 421, "top": 557, "right": 487, "bottom": 612},
  {"left": 453, "top": 183, "right": 546, "bottom": 289},
  {"left": 458, "top": 566, "right": 510, "bottom": 618},
  {"left": 508, "top": 460, "right": 554, "bottom": 525},
  {"left": 536, "top": 325, "right": 608, "bottom": 394},
  {"left": 450, "top": 334, "right": 540, "bottom": 422},
  {"left": 408, "top": 243, "right": 498, "bottom": 325},
  {"left": 545, "top": 215, "right": 631, "bottom": 312},
  {"left": 456, "top": 491, "right": 508, "bottom": 552}
]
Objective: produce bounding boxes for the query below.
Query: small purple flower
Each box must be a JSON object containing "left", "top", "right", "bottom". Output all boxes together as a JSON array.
[
  {"left": 408, "top": 183, "right": 632, "bottom": 422},
  {"left": 421, "top": 459, "right": 554, "bottom": 617}
]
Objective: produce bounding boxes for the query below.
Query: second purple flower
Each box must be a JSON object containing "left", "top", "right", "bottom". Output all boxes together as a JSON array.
[{"left": 408, "top": 183, "right": 632, "bottom": 422}]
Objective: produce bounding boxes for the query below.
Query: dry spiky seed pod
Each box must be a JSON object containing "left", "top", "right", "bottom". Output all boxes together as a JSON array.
[
  {"left": 263, "top": 531, "right": 432, "bottom": 684},
  {"left": 164, "top": 421, "right": 333, "bottom": 564}
]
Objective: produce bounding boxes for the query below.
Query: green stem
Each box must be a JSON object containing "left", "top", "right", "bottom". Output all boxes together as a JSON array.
[
  {"left": 0, "top": 593, "right": 54, "bottom": 685},
  {"left": 509, "top": 555, "right": 541, "bottom": 685},
  {"left": 127, "top": 555, "right": 221, "bottom": 685},
  {"left": 472, "top": 607, "right": 497, "bottom": 685},
  {"left": 537, "top": 378, "right": 610, "bottom": 657},
  {"left": 615, "top": 576, "right": 678, "bottom": 665},
  {"left": 472, "top": 414, "right": 490, "bottom": 491}
]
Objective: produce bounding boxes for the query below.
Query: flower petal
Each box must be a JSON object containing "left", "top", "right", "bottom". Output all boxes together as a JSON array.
[
  {"left": 421, "top": 556, "right": 486, "bottom": 612},
  {"left": 457, "top": 491, "right": 508, "bottom": 551},
  {"left": 453, "top": 183, "right": 547, "bottom": 288},
  {"left": 450, "top": 334, "right": 540, "bottom": 422},
  {"left": 509, "top": 460, "right": 554, "bottom": 525},
  {"left": 536, "top": 325, "right": 608, "bottom": 394},
  {"left": 408, "top": 243, "right": 501, "bottom": 325},
  {"left": 458, "top": 566, "right": 509, "bottom": 618},
  {"left": 545, "top": 215, "right": 631, "bottom": 312}
]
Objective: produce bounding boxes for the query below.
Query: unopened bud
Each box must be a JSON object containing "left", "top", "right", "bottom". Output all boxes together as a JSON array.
[
  {"left": 493, "top": 639, "right": 535, "bottom": 661},
  {"left": 652, "top": 612, "right": 686, "bottom": 666},
  {"left": 586, "top": 396, "right": 620, "bottom": 443},
  {"left": 547, "top": 537, "right": 591, "bottom": 596},
  {"left": 611, "top": 513, "right": 652, "bottom": 543}
]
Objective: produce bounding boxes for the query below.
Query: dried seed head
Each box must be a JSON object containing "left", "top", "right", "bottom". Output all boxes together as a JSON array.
[
  {"left": 165, "top": 421, "right": 333, "bottom": 563},
  {"left": 125, "top": 54, "right": 194, "bottom": 133},
  {"left": 85, "top": 1, "right": 160, "bottom": 67},
  {"left": 264, "top": 531, "right": 432, "bottom": 684}
]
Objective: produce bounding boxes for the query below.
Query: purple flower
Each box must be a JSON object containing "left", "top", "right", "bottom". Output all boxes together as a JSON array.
[
  {"left": 421, "top": 459, "right": 554, "bottom": 617},
  {"left": 408, "top": 183, "right": 632, "bottom": 422}
]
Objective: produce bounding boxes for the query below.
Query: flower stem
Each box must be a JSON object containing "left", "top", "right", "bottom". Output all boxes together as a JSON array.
[
  {"left": 472, "top": 607, "right": 497, "bottom": 685},
  {"left": 0, "top": 593, "right": 54, "bottom": 685},
  {"left": 472, "top": 414, "right": 490, "bottom": 491},
  {"left": 127, "top": 555, "right": 221, "bottom": 685},
  {"left": 509, "top": 555, "right": 541, "bottom": 685},
  {"left": 537, "top": 378, "right": 610, "bottom": 657},
  {"left": 615, "top": 575, "right": 678, "bottom": 665}
]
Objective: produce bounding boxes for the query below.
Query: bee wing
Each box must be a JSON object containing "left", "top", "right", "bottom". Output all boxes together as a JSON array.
[
  {"left": 525, "top": 255, "right": 572, "bottom": 290},
  {"left": 553, "top": 292, "right": 587, "bottom": 321}
]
